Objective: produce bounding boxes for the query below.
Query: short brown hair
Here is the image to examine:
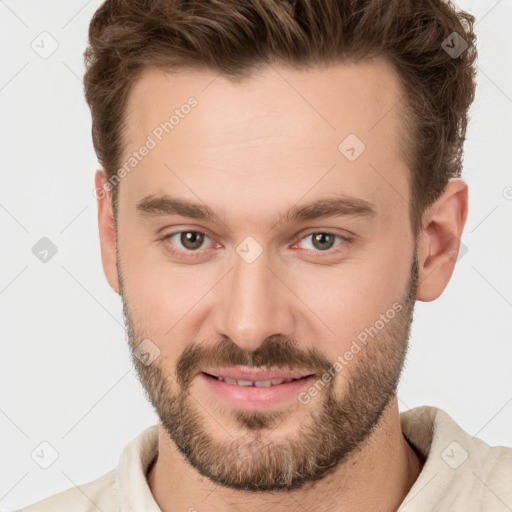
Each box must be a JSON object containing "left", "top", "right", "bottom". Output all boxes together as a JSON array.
[{"left": 84, "top": 0, "right": 477, "bottom": 238}]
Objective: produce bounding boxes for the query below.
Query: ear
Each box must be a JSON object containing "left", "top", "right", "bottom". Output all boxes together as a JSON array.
[
  {"left": 416, "top": 178, "right": 469, "bottom": 302},
  {"left": 95, "top": 170, "right": 120, "bottom": 294}
]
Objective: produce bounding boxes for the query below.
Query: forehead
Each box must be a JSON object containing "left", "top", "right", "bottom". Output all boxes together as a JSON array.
[{"left": 120, "top": 60, "right": 410, "bottom": 225}]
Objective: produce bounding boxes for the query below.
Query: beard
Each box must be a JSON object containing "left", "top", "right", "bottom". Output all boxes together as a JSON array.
[{"left": 120, "top": 252, "right": 419, "bottom": 492}]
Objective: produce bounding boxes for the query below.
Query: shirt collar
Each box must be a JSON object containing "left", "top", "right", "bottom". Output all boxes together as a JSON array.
[
  {"left": 116, "top": 424, "right": 161, "bottom": 512},
  {"left": 114, "top": 406, "right": 476, "bottom": 511}
]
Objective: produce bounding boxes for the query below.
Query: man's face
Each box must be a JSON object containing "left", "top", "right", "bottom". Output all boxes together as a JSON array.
[{"left": 116, "top": 60, "right": 418, "bottom": 491}]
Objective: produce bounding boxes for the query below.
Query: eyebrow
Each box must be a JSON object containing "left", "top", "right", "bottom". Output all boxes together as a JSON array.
[{"left": 136, "top": 194, "right": 377, "bottom": 227}]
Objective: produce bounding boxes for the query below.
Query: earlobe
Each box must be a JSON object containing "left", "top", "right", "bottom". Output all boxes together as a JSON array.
[
  {"left": 95, "top": 169, "right": 120, "bottom": 294},
  {"left": 416, "top": 178, "right": 469, "bottom": 302}
]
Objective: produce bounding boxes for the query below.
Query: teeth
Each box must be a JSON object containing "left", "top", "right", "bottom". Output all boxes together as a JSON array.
[
  {"left": 216, "top": 376, "right": 303, "bottom": 386},
  {"left": 235, "top": 379, "right": 253, "bottom": 387},
  {"left": 255, "top": 380, "right": 272, "bottom": 387}
]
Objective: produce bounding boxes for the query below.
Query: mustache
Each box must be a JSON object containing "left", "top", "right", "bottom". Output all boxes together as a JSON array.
[{"left": 176, "top": 335, "right": 333, "bottom": 389}]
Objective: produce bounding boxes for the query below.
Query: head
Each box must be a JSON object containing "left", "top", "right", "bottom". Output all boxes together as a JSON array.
[{"left": 85, "top": 0, "right": 475, "bottom": 492}]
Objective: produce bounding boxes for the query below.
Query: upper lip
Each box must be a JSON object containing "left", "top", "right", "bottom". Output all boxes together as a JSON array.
[{"left": 202, "top": 367, "right": 315, "bottom": 381}]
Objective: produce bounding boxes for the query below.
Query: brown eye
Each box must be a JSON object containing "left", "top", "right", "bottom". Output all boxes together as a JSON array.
[
  {"left": 180, "top": 231, "right": 205, "bottom": 250},
  {"left": 297, "top": 232, "right": 347, "bottom": 253},
  {"left": 311, "top": 233, "right": 336, "bottom": 250},
  {"left": 165, "top": 231, "right": 209, "bottom": 252}
]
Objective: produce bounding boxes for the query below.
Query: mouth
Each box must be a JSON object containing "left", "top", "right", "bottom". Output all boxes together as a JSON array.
[
  {"left": 201, "top": 366, "right": 316, "bottom": 387},
  {"left": 202, "top": 372, "right": 312, "bottom": 387},
  {"left": 199, "top": 368, "right": 318, "bottom": 410}
]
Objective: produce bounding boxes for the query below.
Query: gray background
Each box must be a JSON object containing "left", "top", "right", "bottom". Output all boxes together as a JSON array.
[{"left": 1, "top": 0, "right": 511, "bottom": 509}]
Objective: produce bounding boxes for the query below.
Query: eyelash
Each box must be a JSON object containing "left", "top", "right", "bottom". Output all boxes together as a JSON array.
[{"left": 161, "top": 230, "right": 351, "bottom": 258}]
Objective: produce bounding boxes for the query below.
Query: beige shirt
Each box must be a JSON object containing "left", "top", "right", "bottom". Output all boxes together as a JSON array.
[{"left": 19, "top": 406, "right": 512, "bottom": 511}]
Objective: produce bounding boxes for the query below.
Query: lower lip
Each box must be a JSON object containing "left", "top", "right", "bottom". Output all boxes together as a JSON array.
[{"left": 199, "top": 372, "right": 316, "bottom": 411}]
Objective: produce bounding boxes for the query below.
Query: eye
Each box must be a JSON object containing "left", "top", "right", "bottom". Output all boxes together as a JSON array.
[
  {"left": 295, "top": 232, "right": 348, "bottom": 253},
  {"left": 164, "top": 231, "right": 211, "bottom": 254},
  {"left": 161, "top": 229, "right": 350, "bottom": 259}
]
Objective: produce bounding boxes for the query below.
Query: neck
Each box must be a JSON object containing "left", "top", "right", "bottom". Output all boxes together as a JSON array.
[{"left": 147, "top": 397, "right": 424, "bottom": 512}]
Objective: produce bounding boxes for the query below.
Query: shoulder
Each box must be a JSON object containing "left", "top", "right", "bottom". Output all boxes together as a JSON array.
[
  {"left": 402, "top": 405, "right": 512, "bottom": 508},
  {"left": 431, "top": 406, "right": 512, "bottom": 476},
  {"left": 471, "top": 436, "right": 512, "bottom": 497},
  {"left": 17, "top": 424, "right": 159, "bottom": 512},
  {"left": 448, "top": 413, "right": 512, "bottom": 507},
  {"left": 17, "top": 469, "right": 118, "bottom": 512}
]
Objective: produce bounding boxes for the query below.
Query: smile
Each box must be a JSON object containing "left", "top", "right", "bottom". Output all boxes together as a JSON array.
[{"left": 204, "top": 373, "right": 306, "bottom": 387}]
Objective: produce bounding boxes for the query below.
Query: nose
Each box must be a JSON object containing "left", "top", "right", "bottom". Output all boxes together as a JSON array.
[{"left": 212, "top": 250, "right": 295, "bottom": 352}]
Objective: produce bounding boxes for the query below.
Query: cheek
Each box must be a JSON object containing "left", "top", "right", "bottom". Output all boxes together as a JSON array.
[
  {"left": 119, "top": 232, "right": 208, "bottom": 338},
  {"left": 294, "top": 252, "right": 410, "bottom": 351},
  {"left": 128, "top": 266, "right": 208, "bottom": 336},
  {"left": 119, "top": 214, "right": 413, "bottom": 363}
]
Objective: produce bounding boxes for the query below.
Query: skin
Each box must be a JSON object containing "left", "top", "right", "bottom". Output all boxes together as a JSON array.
[{"left": 95, "top": 59, "right": 468, "bottom": 511}]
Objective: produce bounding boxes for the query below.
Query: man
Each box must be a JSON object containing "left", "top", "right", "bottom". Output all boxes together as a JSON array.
[{"left": 21, "top": 0, "right": 512, "bottom": 510}]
